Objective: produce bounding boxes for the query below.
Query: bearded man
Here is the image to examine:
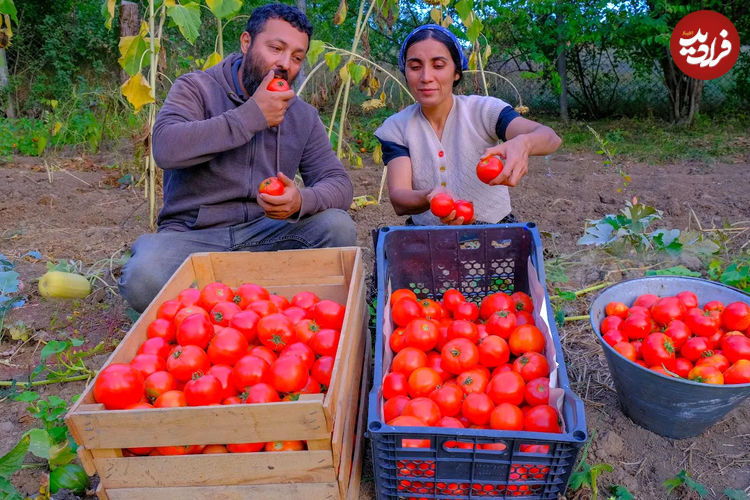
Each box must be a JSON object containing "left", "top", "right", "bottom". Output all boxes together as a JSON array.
[{"left": 119, "top": 4, "right": 355, "bottom": 313}]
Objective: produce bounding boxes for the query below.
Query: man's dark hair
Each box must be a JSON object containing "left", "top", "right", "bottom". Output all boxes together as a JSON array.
[
  {"left": 403, "top": 29, "right": 463, "bottom": 87},
  {"left": 245, "top": 4, "right": 313, "bottom": 44}
]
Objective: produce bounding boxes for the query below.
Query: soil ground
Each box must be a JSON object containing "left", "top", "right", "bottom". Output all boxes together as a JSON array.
[{"left": 1, "top": 148, "right": 749, "bottom": 499}]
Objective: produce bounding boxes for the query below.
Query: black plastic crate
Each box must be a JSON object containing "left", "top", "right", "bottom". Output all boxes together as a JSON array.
[{"left": 368, "top": 224, "right": 588, "bottom": 499}]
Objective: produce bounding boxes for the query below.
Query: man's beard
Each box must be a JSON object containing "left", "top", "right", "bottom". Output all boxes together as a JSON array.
[{"left": 241, "top": 47, "right": 291, "bottom": 96}]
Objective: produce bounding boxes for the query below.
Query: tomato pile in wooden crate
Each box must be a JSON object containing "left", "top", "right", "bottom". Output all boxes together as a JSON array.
[{"left": 66, "top": 248, "right": 368, "bottom": 500}]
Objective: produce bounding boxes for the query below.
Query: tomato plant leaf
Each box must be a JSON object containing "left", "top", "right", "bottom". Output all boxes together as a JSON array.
[
  {"left": 205, "top": 0, "right": 241, "bottom": 19},
  {"left": 167, "top": 2, "right": 201, "bottom": 45}
]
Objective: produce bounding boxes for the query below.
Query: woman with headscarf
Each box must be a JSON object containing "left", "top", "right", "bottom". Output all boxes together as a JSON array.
[{"left": 375, "top": 25, "right": 562, "bottom": 225}]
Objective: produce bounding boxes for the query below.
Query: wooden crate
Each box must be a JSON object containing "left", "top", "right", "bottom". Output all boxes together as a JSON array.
[{"left": 66, "top": 247, "right": 369, "bottom": 499}]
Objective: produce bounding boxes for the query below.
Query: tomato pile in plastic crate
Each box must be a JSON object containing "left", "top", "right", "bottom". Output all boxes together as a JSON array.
[{"left": 367, "top": 224, "right": 587, "bottom": 499}]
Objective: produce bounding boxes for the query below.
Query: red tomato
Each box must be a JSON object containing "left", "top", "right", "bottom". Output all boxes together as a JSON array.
[
  {"left": 290, "top": 291, "right": 320, "bottom": 311},
  {"left": 387, "top": 415, "right": 425, "bottom": 427},
  {"left": 383, "top": 372, "right": 408, "bottom": 400},
  {"left": 265, "top": 440, "right": 305, "bottom": 452},
  {"left": 650, "top": 297, "right": 685, "bottom": 326},
  {"left": 680, "top": 336, "right": 713, "bottom": 362},
  {"left": 604, "top": 301, "right": 629, "bottom": 319},
  {"left": 233, "top": 283, "right": 270, "bottom": 308},
  {"left": 144, "top": 370, "right": 176, "bottom": 402},
  {"left": 245, "top": 382, "right": 280, "bottom": 403},
  {"left": 259, "top": 176, "right": 285, "bottom": 196},
  {"left": 489, "top": 403, "right": 523, "bottom": 430},
  {"left": 294, "top": 318, "right": 320, "bottom": 344},
  {"left": 138, "top": 337, "right": 171, "bottom": 359},
  {"left": 404, "top": 318, "right": 439, "bottom": 351},
  {"left": 247, "top": 299, "right": 279, "bottom": 317},
  {"left": 722, "top": 302, "right": 750, "bottom": 332},
  {"left": 280, "top": 342, "right": 316, "bottom": 370},
  {"left": 633, "top": 294, "right": 659, "bottom": 309},
  {"left": 476, "top": 155, "right": 504, "bottom": 184},
  {"left": 202, "top": 445, "right": 228, "bottom": 454},
  {"left": 724, "top": 359, "right": 750, "bottom": 384},
  {"left": 524, "top": 405, "right": 561, "bottom": 433},
  {"left": 478, "top": 335, "right": 510, "bottom": 367},
  {"left": 154, "top": 389, "right": 187, "bottom": 408},
  {"left": 512, "top": 352, "right": 549, "bottom": 381},
  {"left": 721, "top": 334, "right": 750, "bottom": 363},
  {"left": 156, "top": 299, "right": 182, "bottom": 322},
  {"left": 282, "top": 306, "right": 308, "bottom": 324},
  {"left": 408, "top": 367, "right": 442, "bottom": 398},
  {"left": 147, "top": 318, "right": 176, "bottom": 343},
  {"left": 173, "top": 305, "right": 210, "bottom": 330},
  {"left": 226, "top": 442, "right": 264, "bottom": 453},
  {"left": 437, "top": 416, "right": 465, "bottom": 428},
  {"left": 441, "top": 338, "right": 479, "bottom": 374},
  {"left": 130, "top": 353, "right": 166, "bottom": 380},
  {"left": 426, "top": 351, "right": 450, "bottom": 381},
  {"left": 206, "top": 328, "right": 247, "bottom": 366},
  {"left": 391, "top": 347, "right": 428, "bottom": 377},
  {"left": 392, "top": 298, "right": 422, "bottom": 327},
  {"left": 157, "top": 444, "right": 204, "bottom": 456},
  {"left": 268, "top": 293, "right": 290, "bottom": 311},
  {"left": 672, "top": 357, "right": 693, "bottom": 378},
  {"left": 308, "top": 328, "right": 340, "bottom": 356},
  {"left": 210, "top": 301, "right": 242, "bottom": 326},
  {"left": 430, "top": 193, "right": 455, "bottom": 218},
  {"left": 453, "top": 200, "right": 474, "bottom": 223},
  {"left": 457, "top": 367, "right": 490, "bottom": 395},
  {"left": 663, "top": 319, "right": 691, "bottom": 349},
  {"left": 480, "top": 293, "right": 513, "bottom": 320},
  {"left": 448, "top": 319, "right": 479, "bottom": 343},
  {"left": 675, "top": 291, "right": 698, "bottom": 310},
  {"left": 269, "top": 355, "right": 309, "bottom": 393},
  {"left": 508, "top": 324, "right": 545, "bottom": 356},
  {"left": 257, "top": 313, "right": 295, "bottom": 352},
  {"left": 311, "top": 355, "right": 334, "bottom": 387},
  {"left": 184, "top": 373, "right": 223, "bottom": 406},
  {"left": 249, "top": 345, "right": 277, "bottom": 366},
  {"left": 177, "top": 288, "right": 201, "bottom": 307},
  {"left": 486, "top": 371, "right": 525, "bottom": 406},
  {"left": 402, "top": 397, "right": 442, "bottom": 426},
  {"left": 94, "top": 364, "right": 144, "bottom": 410},
  {"left": 228, "top": 310, "right": 260, "bottom": 343},
  {"left": 206, "top": 364, "right": 236, "bottom": 400},
  {"left": 621, "top": 314, "right": 651, "bottom": 340},
  {"left": 389, "top": 327, "right": 407, "bottom": 353},
  {"left": 312, "top": 299, "right": 345, "bottom": 330},
  {"left": 442, "top": 288, "right": 466, "bottom": 314},
  {"left": 429, "top": 383, "right": 464, "bottom": 417},
  {"left": 640, "top": 332, "right": 676, "bottom": 370},
  {"left": 684, "top": 307, "right": 722, "bottom": 337},
  {"left": 176, "top": 313, "right": 213, "bottom": 349},
  {"left": 613, "top": 341, "right": 637, "bottom": 361},
  {"left": 391, "top": 288, "right": 417, "bottom": 306},
  {"left": 418, "top": 298, "right": 444, "bottom": 320},
  {"left": 266, "top": 77, "right": 291, "bottom": 92},
  {"left": 166, "top": 345, "right": 210, "bottom": 382},
  {"left": 602, "top": 329, "right": 627, "bottom": 347},
  {"left": 485, "top": 310, "right": 517, "bottom": 339},
  {"left": 231, "top": 355, "right": 270, "bottom": 392},
  {"left": 704, "top": 300, "right": 725, "bottom": 313},
  {"left": 452, "top": 301, "right": 480, "bottom": 322},
  {"left": 695, "top": 353, "right": 730, "bottom": 373},
  {"left": 199, "top": 282, "right": 234, "bottom": 311},
  {"left": 524, "top": 377, "right": 550, "bottom": 406},
  {"left": 510, "top": 291, "right": 533, "bottom": 313},
  {"left": 600, "top": 315, "right": 623, "bottom": 335},
  {"left": 461, "top": 392, "right": 494, "bottom": 426},
  {"left": 688, "top": 365, "right": 724, "bottom": 384}
]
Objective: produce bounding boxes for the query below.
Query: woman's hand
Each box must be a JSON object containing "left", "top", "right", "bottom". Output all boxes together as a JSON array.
[
  {"left": 480, "top": 136, "right": 530, "bottom": 187},
  {"left": 427, "top": 188, "right": 476, "bottom": 225}
]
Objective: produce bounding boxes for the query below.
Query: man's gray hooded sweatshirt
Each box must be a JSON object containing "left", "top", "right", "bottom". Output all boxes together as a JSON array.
[{"left": 152, "top": 53, "right": 354, "bottom": 231}]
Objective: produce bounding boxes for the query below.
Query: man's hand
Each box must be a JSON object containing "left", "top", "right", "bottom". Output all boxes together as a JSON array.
[
  {"left": 258, "top": 172, "right": 302, "bottom": 220},
  {"left": 252, "top": 71, "right": 295, "bottom": 127},
  {"left": 481, "top": 136, "right": 531, "bottom": 187}
]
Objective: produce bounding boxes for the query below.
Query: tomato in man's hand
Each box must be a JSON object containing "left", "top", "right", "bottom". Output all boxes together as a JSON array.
[
  {"left": 267, "top": 78, "right": 291, "bottom": 92},
  {"left": 453, "top": 200, "right": 474, "bottom": 224},
  {"left": 476, "top": 156, "right": 504, "bottom": 184},
  {"left": 259, "top": 176, "right": 285, "bottom": 196},
  {"left": 430, "top": 193, "right": 454, "bottom": 217}
]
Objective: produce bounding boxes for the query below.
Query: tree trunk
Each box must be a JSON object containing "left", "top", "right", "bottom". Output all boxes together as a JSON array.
[
  {"left": 120, "top": 1, "right": 140, "bottom": 84},
  {"left": 295, "top": 0, "right": 307, "bottom": 86},
  {"left": 556, "top": 9, "right": 568, "bottom": 123},
  {"left": 0, "top": 48, "right": 16, "bottom": 118},
  {"left": 660, "top": 47, "right": 703, "bottom": 125}
]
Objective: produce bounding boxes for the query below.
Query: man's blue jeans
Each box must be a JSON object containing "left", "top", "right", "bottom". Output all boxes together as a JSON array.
[{"left": 118, "top": 208, "right": 356, "bottom": 312}]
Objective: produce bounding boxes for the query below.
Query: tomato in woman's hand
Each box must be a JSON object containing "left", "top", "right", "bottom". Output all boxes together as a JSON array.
[
  {"left": 267, "top": 78, "right": 291, "bottom": 92},
  {"left": 94, "top": 364, "right": 144, "bottom": 410},
  {"left": 430, "top": 193, "right": 455, "bottom": 218},
  {"left": 259, "top": 176, "right": 285, "bottom": 196},
  {"left": 476, "top": 156, "right": 504, "bottom": 184}
]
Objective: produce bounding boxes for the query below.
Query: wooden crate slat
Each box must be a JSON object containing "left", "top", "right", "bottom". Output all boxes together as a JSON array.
[
  {"left": 69, "top": 400, "right": 328, "bottom": 449},
  {"left": 96, "top": 450, "right": 334, "bottom": 489},
  {"left": 341, "top": 337, "right": 370, "bottom": 500},
  {"left": 104, "top": 482, "right": 339, "bottom": 500}
]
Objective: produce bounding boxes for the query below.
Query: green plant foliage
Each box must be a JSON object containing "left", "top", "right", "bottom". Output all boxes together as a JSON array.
[
  {"left": 646, "top": 266, "right": 701, "bottom": 277},
  {"left": 663, "top": 469, "right": 709, "bottom": 498},
  {"left": 708, "top": 257, "right": 750, "bottom": 294}
]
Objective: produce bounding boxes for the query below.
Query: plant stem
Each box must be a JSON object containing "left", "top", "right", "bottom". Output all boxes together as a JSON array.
[
  {"left": 0, "top": 374, "right": 90, "bottom": 387},
  {"left": 21, "top": 463, "right": 48, "bottom": 470},
  {"left": 548, "top": 281, "right": 610, "bottom": 301},
  {"left": 564, "top": 315, "right": 589, "bottom": 322}
]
